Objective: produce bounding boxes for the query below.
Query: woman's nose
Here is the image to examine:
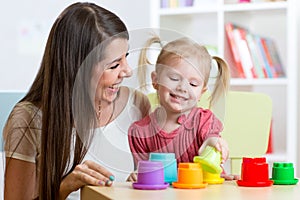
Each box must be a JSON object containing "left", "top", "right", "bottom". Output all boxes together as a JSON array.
[{"left": 119, "top": 58, "right": 132, "bottom": 78}]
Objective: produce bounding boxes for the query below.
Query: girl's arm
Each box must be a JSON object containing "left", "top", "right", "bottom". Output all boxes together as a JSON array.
[{"left": 4, "top": 158, "right": 36, "bottom": 200}]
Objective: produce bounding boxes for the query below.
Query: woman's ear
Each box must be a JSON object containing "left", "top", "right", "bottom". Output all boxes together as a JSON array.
[{"left": 151, "top": 71, "right": 159, "bottom": 90}]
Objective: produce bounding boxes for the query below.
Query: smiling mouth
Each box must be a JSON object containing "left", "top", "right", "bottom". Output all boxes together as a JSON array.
[
  {"left": 109, "top": 83, "right": 120, "bottom": 89},
  {"left": 170, "top": 93, "right": 188, "bottom": 101}
]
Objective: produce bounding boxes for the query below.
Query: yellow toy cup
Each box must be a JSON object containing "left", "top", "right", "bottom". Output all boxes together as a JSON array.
[
  {"left": 172, "top": 163, "right": 208, "bottom": 189},
  {"left": 194, "top": 146, "right": 222, "bottom": 174},
  {"left": 202, "top": 170, "right": 225, "bottom": 184}
]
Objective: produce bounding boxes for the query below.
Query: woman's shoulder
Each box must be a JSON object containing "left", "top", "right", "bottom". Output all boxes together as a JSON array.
[{"left": 6, "top": 101, "right": 42, "bottom": 127}]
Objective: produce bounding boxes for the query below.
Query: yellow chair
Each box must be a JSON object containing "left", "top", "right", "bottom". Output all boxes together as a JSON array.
[{"left": 147, "top": 91, "right": 272, "bottom": 175}]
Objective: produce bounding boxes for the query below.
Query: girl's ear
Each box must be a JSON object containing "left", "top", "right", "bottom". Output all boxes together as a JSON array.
[
  {"left": 201, "top": 86, "right": 207, "bottom": 94},
  {"left": 151, "top": 71, "right": 159, "bottom": 90},
  {"left": 197, "top": 86, "right": 208, "bottom": 101}
]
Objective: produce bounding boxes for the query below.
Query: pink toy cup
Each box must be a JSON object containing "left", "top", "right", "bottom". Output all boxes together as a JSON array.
[
  {"left": 237, "top": 157, "right": 273, "bottom": 187},
  {"left": 132, "top": 161, "right": 169, "bottom": 190}
]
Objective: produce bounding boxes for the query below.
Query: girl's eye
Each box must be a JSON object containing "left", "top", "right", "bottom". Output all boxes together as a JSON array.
[
  {"left": 170, "top": 77, "right": 179, "bottom": 81},
  {"left": 190, "top": 83, "right": 198, "bottom": 87}
]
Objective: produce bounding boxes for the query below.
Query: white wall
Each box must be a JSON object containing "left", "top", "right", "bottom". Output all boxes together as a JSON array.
[{"left": 0, "top": 0, "right": 151, "bottom": 91}]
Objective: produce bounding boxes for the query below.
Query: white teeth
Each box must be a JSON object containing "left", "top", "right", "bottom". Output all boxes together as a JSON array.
[{"left": 110, "top": 84, "right": 120, "bottom": 89}]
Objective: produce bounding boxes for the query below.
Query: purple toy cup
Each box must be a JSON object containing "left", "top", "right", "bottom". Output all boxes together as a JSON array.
[{"left": 132, "top": 161, "right": 169, "bottom": 190}]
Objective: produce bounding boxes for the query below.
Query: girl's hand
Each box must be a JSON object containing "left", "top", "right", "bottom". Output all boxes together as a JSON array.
[
  {"left": 126, "top": 171, "right": 137, "bottom": 182},
  {"left": 198, "top": 137, "right": 229, "bottom": 164},
  {"left": 59, "top": 160, "right": 114, "bottom": 199}
]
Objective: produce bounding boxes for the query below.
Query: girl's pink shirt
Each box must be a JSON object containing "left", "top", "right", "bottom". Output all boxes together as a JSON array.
[{"left": 128, "top": 107, "right": 223, "bottom": 167}]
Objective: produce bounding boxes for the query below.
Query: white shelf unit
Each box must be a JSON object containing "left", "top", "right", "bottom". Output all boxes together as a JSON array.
[{"left": 150, "top": 0, "right": 298, "bottom": 171}]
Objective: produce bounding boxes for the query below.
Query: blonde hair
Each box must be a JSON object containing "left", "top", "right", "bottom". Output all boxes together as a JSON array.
[{"left": 138, "top": 36, "right": 230, "bottom": 108}]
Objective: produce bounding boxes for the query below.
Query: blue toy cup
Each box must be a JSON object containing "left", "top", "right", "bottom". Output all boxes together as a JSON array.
[{"left": 149, "top": 153, "right": 178, "bottom": 183}]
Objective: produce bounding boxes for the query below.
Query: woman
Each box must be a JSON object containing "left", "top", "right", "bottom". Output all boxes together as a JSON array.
[{"left": 3, "top": 2, "right": 150, "bottom": 199}]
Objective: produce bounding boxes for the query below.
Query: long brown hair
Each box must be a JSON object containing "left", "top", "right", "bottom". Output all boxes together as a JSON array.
[
  {"left": 138, "top": 36, "right": 230, "bottom": 108},
  {"left": 19, "top": 2, "right": 128, "bottom": 199}
]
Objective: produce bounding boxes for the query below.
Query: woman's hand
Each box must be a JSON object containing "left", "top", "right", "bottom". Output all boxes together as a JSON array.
[
  {"left": 198, "top": 137, "right": 229, "bottom": 164},
  {"left": 59, "top": 160, "right": 115, "bottom": 199}
]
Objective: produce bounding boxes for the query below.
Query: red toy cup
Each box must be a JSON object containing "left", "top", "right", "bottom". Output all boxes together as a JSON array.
[{"left": 237, "top": 157, "right": 273, "bottom": 187}]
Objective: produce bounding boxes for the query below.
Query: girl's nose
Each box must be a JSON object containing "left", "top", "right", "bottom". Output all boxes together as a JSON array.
[{"left": 176, "top": 80, "right": 188, "bottom": 93}]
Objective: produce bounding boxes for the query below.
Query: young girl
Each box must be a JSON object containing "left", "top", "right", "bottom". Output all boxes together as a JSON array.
[{"left": 128, "top": 36, "right": 230, "bottom": 175}]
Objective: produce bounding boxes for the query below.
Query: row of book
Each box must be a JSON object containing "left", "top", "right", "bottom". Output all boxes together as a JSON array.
[
  {"left": 225, "top": 23, "right": 285, "bottom": 78},
  {"left": 160, "top": 0, "right": 193, "bottom": 8}
]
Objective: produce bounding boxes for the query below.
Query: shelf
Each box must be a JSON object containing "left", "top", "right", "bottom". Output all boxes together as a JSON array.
[
  {"left": 224, "top": 1, "right": 288, "bottom": 12},
  {"left": 230, "top": 78, "right": 288, "bottom": 86},
  {"left": 159, "top": 1, "right": 288, "bottom": 16},
  {"left": 265, "top": 152, "right": 287, "bottom": 162},
  {"left": 159, "top": 6, "right": 218, "bottom": 15}
]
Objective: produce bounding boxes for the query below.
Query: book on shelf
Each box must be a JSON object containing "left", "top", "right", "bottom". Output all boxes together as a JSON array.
[
  {"left": 225, "top": 22, "right": 285, "bottom": 79},
  {"left": 160, "top": 0, "right": 193, "bottom": 8},
  {"left": 234, "top": 27, "right": 257, "bottom": 78},
  {"left": 245, "top": 33, "right": 267, "bottom": 78},
  {"left": 264, "top": 38, "right": 285, "bottom": 77},
  {"left": 225, "top": 23, "right": 246, "bottom": 78}
]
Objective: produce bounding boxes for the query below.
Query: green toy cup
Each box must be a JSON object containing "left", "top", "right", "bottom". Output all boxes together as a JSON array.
[
  {"left": 193, "top": 146, "right": 222, "bottom": 174},
  {"left": 271, "top": 162, "right": 299, "bottom": 185}
]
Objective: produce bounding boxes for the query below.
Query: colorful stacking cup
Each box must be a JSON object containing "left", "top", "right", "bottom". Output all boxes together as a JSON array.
[
  {"left": 202, "top": 170, "right": 225, "bottom": 184},
  {"left": 132, "top": 161, "right": 169, "bottom": 190},
  {"left": 149, "top": 153, "right": 178, "bottom": 183},
  {"left": 193, "top": 146, "right": 222, "bottom": 174},
  {"left": 271, "top": 162, "right": 299, "bottom": 185},
  {"left": 172, "top": 163, "right": 208, "bottom": 189},
  {"left": 237, "top": 157, "right": 273, "bottom": 187}
]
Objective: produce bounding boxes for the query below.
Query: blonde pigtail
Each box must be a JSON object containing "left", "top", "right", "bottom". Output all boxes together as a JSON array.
[
  {"left": 138, "top": 36, "right": 162, "bottom": 92},
  {"left": 209, "top": 56, "right": 230, "bottom": 107}
]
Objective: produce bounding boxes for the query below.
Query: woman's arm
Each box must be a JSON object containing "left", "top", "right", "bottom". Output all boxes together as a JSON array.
[
  {"left": 4, "top": 158, "right": 36, "bottom": 200},
  {"left": 59, "top": 160, "right": 115, "bottom": 199}
]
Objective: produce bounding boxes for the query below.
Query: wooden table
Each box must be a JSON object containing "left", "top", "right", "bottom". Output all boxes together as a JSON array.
[{"left": 81, "top": 181, "right": 300, "bottom": 200}]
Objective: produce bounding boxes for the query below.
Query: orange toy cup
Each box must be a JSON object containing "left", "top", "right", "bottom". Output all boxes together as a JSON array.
[
  {"left": 237, "top": 157, "right": 273, "bottom": 187},
  {"left": 172, "top": 163, "right": 208, "bottom": 189}
]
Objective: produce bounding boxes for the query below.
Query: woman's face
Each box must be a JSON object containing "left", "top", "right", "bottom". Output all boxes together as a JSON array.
[{"left": 92, "top": 38, "right": 131, "bottom": 104}]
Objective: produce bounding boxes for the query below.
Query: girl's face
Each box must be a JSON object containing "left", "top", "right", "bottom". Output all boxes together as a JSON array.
[
  {"left": 92, "top": 38, "right": 131, "bottom": 104},
  {"left": 152, "top": 57, "right": 206, "bottom": 114}
]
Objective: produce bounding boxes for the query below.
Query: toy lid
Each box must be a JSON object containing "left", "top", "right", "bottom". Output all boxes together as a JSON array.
[
  {"left": 237, "top": 179, "right": 273, "bottom": 187},
  {"left": 194, "top": 156, "right": 222, "bottom": 174},
  {"left": 132, "top": 182, "right": 169, "bottom": 190},
  {"left": 270, "top": 178, "right": 298, "bottom": 185},
  {"left": 172, "top": 182, "right": 208, "bottom": 189}
]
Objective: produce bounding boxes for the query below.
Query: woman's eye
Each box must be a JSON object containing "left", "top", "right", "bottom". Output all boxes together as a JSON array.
[{"left": 109, "top": 63, "right": 119, "bottom": 69}]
